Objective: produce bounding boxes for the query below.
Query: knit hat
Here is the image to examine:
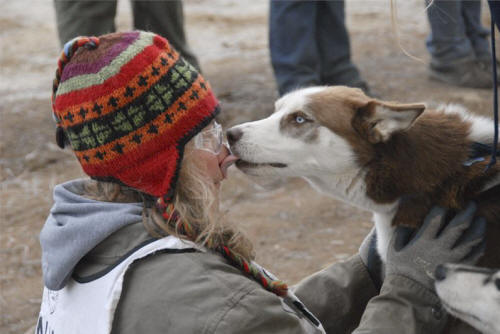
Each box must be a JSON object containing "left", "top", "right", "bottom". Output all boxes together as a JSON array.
[{"left": 52, "top": 31, "right": 220, "bottom": 202}]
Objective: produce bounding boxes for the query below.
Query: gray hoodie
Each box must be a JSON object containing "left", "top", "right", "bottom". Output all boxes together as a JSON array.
[{"left": 40, "top": 179, "right": 143, "bottom": 291}]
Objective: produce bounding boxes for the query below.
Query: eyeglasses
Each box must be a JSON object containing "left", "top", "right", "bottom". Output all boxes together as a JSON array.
[{"left": 193, "top": 121, "right": 225, "bottom": 155}]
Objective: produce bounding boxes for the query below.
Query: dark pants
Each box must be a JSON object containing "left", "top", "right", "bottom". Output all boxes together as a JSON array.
[
  {"left": 53, "top": 0, "right": 200, "bottom": 70},
  {"left": 269, "top": 0, "right": 363, "bottom": 96},
  {"left": 425, "top": 0, "right": 490, "bottom": 65}
]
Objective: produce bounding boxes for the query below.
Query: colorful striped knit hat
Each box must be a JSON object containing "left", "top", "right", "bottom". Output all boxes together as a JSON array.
[{"left": 52, "top": 31, "right": 219, "bottom": 202}]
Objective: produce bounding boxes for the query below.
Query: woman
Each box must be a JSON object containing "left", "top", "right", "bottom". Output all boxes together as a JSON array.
[{"left": 37, "top": 31, "right": 485, "bottom": 334}]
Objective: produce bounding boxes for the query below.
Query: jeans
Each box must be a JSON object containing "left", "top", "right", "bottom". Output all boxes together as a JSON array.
[
  {"left": 269, "top": 0, "right": 363, "bottom": 96},
  {"left": 426, "top": 0, "right": 490, "bottom": 66}
]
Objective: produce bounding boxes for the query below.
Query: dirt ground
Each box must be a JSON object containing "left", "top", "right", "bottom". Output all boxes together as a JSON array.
[{"left": 0, "top": 1, "right": 496, "bottom": 333}]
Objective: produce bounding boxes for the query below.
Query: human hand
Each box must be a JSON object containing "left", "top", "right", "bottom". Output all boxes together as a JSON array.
[{"left": 385, "top": 202, "right": 486, "bottom": 291}]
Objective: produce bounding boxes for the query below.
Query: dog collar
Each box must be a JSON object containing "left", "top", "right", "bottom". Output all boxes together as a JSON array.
[{"left": 464, "top": 142, "right": 500, "bottom": 166}]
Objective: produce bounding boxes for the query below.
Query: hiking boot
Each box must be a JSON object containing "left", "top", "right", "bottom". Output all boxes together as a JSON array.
[
  {"left": 477, "top": 58, "right": 500, "bottom": 81},
  {"left": 429, "top": 57, "right": 493, "bottom": 89}
]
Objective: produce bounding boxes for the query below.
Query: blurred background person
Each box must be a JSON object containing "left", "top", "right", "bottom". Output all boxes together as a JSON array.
[
  {"left": 269, "top": 0, "right": 371, "bottom": 96},
  {"left": 425, "top": 0, "right": 493, "bottom": 88},
  {"left": 53, "top": 0, "right": 200, "bottom": 70}
]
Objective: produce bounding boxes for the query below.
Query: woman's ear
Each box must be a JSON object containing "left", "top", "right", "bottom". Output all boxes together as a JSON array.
[{"left": 355, "top": 100, "right": 425, "bottom": 143}]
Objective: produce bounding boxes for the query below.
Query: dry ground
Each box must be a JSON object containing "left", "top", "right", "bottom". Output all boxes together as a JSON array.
[{"left": 0, "top": 1, "right": 496, "bottom": 333}]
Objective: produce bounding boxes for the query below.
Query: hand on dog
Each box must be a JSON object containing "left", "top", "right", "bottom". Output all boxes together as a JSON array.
[{"left": 385, "top": 202, "right": 487, "bottom": 291}]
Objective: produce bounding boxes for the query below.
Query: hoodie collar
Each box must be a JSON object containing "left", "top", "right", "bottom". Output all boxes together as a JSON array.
[{"left": 40, "top": 179, "right": 143, "bottom": 290}]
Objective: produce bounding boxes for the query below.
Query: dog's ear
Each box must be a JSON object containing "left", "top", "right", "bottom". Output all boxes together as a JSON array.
[{"left": 355, "top": 100, "right": 425, "bottom": 143}]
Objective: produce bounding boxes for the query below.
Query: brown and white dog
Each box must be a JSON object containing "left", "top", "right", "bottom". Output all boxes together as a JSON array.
[{"left": 227, "top": 86, "right": 500, "bottom": 268}]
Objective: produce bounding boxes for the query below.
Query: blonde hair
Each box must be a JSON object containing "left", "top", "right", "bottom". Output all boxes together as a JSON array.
[{"left": 82, "top": 141, "right": 254, "bottom": 261}]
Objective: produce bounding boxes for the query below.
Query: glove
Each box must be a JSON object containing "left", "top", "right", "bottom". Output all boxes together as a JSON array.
[
  {"left": 385, "top": 202, "right": 486, "bottom": 291},
  {"left": 359, "top": 227, "right": 383, "bottom": 290}
]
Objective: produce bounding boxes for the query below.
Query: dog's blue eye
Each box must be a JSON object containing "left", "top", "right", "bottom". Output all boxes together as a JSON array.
[
  {"left": 296, "top": 116, "right": 305, "bottom": 124},
  {"left": 495, "top": 278, "right": 500, "bottom": 290}
]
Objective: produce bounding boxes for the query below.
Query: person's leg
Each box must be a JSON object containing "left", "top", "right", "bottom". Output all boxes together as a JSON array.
[
  {"left": 425, "top": 0, "right": 473, "bottom": 64},
  {"left": 318, "top": 1, "right": 367, "bottom": 91},
  {"left": 425, "top": 0, "right": 491, "bottom": 88},
  {"left": 269, "top": 0, "right": 320, "bottom": 96},
  {"left": 54, "top": 0, "right": 117, "bottom": 46},
  {"left": 462, "top": 0, "right": 490, "bottom": 61},
  {"left": 131, "top": 0, "right": 200, "bottom": 70}
]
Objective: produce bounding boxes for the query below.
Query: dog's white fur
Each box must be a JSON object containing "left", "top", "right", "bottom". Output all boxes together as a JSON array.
[
  {"left": 436, "top": 264, "right": 500, "bottom": 334},
  {"left": 229, "top": 86, "right": 495, "bottom": 261}
]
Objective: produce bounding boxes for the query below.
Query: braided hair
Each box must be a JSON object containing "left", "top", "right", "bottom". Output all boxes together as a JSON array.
[
  {"left": 155, "top": 200, "right": 289, "bottom": 297},
  {"left": 152, "top": 144, "right": 289, "bottom": 297}
]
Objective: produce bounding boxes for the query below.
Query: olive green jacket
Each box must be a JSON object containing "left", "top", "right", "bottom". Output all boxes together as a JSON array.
[{"left": 74, "top": 222, "right": 447, "bottom": 333}]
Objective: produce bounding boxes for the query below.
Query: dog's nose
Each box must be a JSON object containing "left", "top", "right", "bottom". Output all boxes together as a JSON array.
[
  {"left": 434, "top": 264, "right": 447, "bottom": 281},
  {"left": 226, "top": 128, "right": 243, "bottom": 145}
]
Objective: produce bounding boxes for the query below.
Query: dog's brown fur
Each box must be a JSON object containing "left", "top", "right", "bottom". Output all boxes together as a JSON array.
[{"left": 309, "top": 87, "right": 500, "bottom": 269}]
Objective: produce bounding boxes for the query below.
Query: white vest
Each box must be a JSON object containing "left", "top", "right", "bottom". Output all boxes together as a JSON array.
[{"left": 36, "top": 236, "right": 324, "bottom": 334}]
